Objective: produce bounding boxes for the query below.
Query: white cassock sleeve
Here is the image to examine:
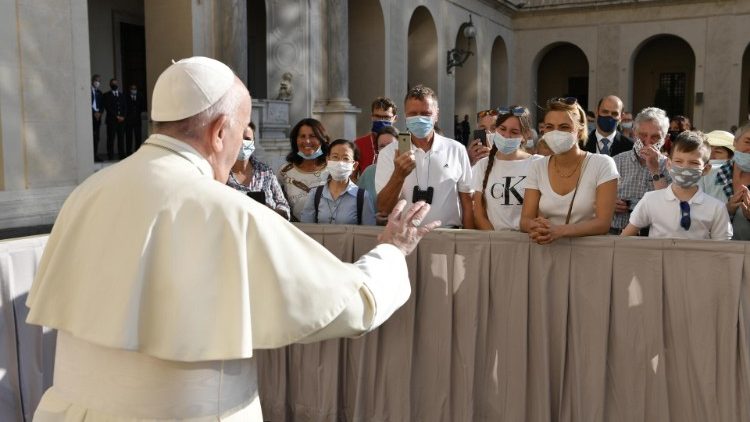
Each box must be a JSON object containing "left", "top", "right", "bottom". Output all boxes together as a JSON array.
[{"left": 296, "top": 243, "right": 409, "bottom": 344}]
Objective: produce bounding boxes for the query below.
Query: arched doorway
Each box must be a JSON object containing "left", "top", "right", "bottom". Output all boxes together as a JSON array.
[
  {"left": 740, "top": 43, "right": 750, "bottom": 126},
  {"left": 454, "top": 22, "right": 478, "bottom": 138},
  {"left": 632, "top": 35, "right": 695, "bottom": 120},
  {"left": 536, "top": 43, "right": 590, "bottom": 113},
  {"left": 247, "top": 0, "right": 267, "bottom": 99},
  {"left": 348, "top": 0, "right": 385, "bottom": 135},
  {"left": 490, "top": 36, "right": 508, "bottom": 108},
  {"left": 407, "top": 7, "right": 438, "bottom": 96}
]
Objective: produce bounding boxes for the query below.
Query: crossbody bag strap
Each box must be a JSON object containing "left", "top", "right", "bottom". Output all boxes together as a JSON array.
[{"left": 565, "top": 153, "right": 591, "bottom": 225}]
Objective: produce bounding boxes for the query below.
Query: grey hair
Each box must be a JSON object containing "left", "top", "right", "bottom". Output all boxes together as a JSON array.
[
  {"left": 633, "top": 107, "right": 669, "bottom": 139},
  {"left": 735, "top": 121, "right": 750, "bottom": 141},
  {"left": 153, "top": 81, "right": 247, "bottom": 140}
]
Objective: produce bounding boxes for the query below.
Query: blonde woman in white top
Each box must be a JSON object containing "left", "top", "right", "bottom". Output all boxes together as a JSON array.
[
  {"left": 520, "top": 97, "right": 619, "bottom": 244},
  {"left": 472, "top": 105, "right": 542, "bottom": 230}
]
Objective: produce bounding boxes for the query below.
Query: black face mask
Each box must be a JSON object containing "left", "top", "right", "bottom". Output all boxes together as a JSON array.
[
  {"left": 667, "top": 130, "right": 681, "bottom": 140},
  {"left": 110, "top": 84, "right": 118, "bottom": 91}
]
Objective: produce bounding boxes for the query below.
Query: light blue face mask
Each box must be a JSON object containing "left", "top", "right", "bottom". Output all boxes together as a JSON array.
[
  {"left": 405, "top": 116, "right": 434, "bottom": 139},
  {"left": 490, "top": 132, "right": 522, "bottom": 155},
  {"left": 297, "top": 147, "right": 323, "bottom": 160},
  {"left": 237, "top": 140, "right": 255, "bottom": 161},
  {"left": 733, "top": 150, "right": 750, "bottom": 172}
]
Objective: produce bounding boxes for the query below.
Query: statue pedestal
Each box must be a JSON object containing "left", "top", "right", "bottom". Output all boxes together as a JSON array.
[{"left": 313, "top": 99, "right": 361, "bottom": 141}]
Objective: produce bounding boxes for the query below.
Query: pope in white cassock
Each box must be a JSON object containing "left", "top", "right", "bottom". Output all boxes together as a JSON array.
[{"left": 26, "top": 57, "right": 440, "bottom": 421}]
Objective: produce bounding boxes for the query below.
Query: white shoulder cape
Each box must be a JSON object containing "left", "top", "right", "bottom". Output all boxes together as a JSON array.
[{"left": 26, "top": 135, "right": 367, "bottom": 362}]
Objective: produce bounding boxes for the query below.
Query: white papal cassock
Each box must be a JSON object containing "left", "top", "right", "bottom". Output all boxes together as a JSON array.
[{"left": 26, "top": 134, "right": 411, "bottom": 421}]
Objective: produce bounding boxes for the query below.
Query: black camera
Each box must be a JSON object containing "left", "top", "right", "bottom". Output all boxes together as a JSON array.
[
  {"left": 247, "top": 191, "right": 266, "bottom": 204},
  {"left": 412, "top": 186, "right": 434, "bottom": 204}
]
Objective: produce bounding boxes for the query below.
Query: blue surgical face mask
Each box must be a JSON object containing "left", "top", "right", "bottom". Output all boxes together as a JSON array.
[
  {"left": 297, "top": 147, "right": 323, "bottom": 160},
  {"left": 405, "top": 115, "right": 434, "bottom": 139},
  {"left": 597, "top": 115, "right": 618, "bottom": 133},
  {"left": 490, "top": 132, "right": 522, "bottom": 155},
  {"left": 237, "top": 140, "right": 255, "bottom": 161},
  {"left": 734, "top": 150, "right": 750, "bottom": 172},
  {"left": 371, "top": 120, "right": 392, "bottom": 134}
]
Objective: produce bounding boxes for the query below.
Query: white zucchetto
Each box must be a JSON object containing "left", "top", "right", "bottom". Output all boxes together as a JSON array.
[{"left": 151, "top": 56, "right": 235, "bottom": 122}]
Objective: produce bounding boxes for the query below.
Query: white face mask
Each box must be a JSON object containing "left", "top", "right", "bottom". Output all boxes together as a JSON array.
[
  {"left": 93, "top": 81, "right": 100, "bottom": 89},
  {"left": 543, "top": 130, "right": 578, "bottom": 155},
  {"left": 634, "top": 138, "right": 665, "bottom": 158},
  {"left": 326, "top": 160, "right": 354, "bottom": 181}
]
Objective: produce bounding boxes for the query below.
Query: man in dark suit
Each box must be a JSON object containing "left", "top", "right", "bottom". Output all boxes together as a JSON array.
[
  {"left": 91, "top": 74, "right": 103, "bottom": 161},
  {"left": 125, "top": 83, "right": 147, "bottom": 157},
  {"left": 103, "top": 78, "right": 126, "bottom": 160},
  {"left": 583, "top": 95, "right": 633, "bottom": 157}
]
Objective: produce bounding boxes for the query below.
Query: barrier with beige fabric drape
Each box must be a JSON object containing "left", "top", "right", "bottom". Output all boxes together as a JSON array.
[
  {"left": 2, "top": 229, "right": 750, "bottom": 421},
  {"left": 258, "top": 226, "right": 750, "bottom": 422}
]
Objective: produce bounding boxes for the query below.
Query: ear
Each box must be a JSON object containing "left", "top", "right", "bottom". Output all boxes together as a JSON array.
[
  {"left": 352, "top": 161, "right": 359, "bottom": 172},
  {"left": 209, "top": 115, "right": 230, "bottom": 153}
]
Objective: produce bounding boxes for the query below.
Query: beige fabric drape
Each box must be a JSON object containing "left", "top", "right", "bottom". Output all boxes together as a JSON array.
[
  {"left": 257, "top": 227, "right": 750, "bottom": 422},
  {"left": 3, "top": 229, "right": 750, "bottom": 420}
]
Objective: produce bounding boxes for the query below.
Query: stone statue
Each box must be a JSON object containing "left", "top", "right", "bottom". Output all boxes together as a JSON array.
[{"left": 276, "top": 72, "right": 293, "bottom": 101}]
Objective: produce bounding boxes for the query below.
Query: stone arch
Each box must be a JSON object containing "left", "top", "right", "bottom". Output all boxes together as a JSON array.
[
  {"left": 490, "top": 35, "right": 509, "bottom": 108},
  {"left": 631, "top": 34, "right": 696, "bottom": 120},
  {"left": 407, "top": 6, "right": 438, "bottom": 95},
  {"left": 535, "top": 42, "right": 590, "bottom": 116}
]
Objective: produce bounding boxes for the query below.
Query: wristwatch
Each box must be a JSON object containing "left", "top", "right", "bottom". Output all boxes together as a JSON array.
[{"left": 651, "top": 172, "right": 665, "bottom": 181}]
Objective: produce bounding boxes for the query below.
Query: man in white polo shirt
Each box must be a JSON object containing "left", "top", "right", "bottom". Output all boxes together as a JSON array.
[{"left": 375, "top": 85, "right": 474, "bottom": 228}]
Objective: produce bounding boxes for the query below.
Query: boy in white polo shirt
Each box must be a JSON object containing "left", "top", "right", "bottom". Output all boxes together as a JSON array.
[{"left": 621, "top": 131, "right": 732, "bottom": 240}]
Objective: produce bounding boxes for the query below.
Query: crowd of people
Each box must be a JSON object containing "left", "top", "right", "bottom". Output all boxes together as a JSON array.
[
  {"left": 233, "top": 84, "right": 746, "bottom": 242},
  {"left": 91, "top": 74, "right": 147, "bottom": 161}
]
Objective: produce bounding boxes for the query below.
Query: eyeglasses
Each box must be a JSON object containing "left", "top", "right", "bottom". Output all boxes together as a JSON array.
[
  {"left": 477, "top": 109, "right": 499, "bottom": 119},
  {"left": 498, "top": 106, "right": 527, "bottom": 117},
  {"left": 547, "top": 97, "right": 578, "bottom": 106},
  {"left": 679, "top": 201, "right": 691, "bottom": 231}
]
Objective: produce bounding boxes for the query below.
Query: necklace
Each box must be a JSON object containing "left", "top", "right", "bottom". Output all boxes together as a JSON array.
[
  {"left": 325, "top": 194, "right": 344, "bottom": 223},
  {"left": 553, "top": 154, "right": 584, "bottom": 178}
]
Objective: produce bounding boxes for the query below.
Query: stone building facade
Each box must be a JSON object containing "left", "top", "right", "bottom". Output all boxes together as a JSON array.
[{"left": 1, "top": 0, "right": 749, "bottom": 229}]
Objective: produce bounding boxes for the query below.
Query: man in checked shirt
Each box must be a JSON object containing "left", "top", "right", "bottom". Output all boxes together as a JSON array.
[{"left": 610, "top": 107, "right": 672, "bottom": 235}]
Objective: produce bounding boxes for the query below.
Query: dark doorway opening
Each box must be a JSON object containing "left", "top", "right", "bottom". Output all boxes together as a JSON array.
[{"left": 120, "top": 22, "right": 146, "bottom": 93}]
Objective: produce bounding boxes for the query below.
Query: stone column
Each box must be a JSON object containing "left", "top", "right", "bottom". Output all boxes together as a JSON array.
[
  {"left": 313, "top": 0, "right": 360, "bottom": 140},
  {"left": 214, "top": 0, "right": 248, "bottom": 85},
  {"left": 0, "top": 0, "right": 90, "bottom": 229}
]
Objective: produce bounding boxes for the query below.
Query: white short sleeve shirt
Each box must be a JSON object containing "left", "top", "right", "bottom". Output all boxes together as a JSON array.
[
  {"left": 525, "top": 153, "right": 619, "bottom": 225},
  {"left": 471, "top": 155, "right": 542, "bottom": 230},
  {"left": 629, "top": 185, "right": 733, "bottom": 240},
  {"left": 375, "top": 133, "right": 473, "bottom": 227}
]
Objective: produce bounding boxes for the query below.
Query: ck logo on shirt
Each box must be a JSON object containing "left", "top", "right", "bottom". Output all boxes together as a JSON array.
[{"left": 489, "top": 176, "right": 526, "bottom": 205}]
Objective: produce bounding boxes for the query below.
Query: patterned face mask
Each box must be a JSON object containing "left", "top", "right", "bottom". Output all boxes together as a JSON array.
[{"left": 668, "top": 163, "right": 703, "bottom": 188}]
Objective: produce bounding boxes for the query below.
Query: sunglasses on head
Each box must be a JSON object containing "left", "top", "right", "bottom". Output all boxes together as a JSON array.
[
  {"left": 498, "top": 106, "right": 527, "bottom": 117},
  {"left": 547, "top": 97, "right": 578, "bottom": 106},
  {"left": 477, "top": 109, "right": 499, "bottom": 119},
  {"left": 679, "top": 201, "right": 691, "bottom": 231}
]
